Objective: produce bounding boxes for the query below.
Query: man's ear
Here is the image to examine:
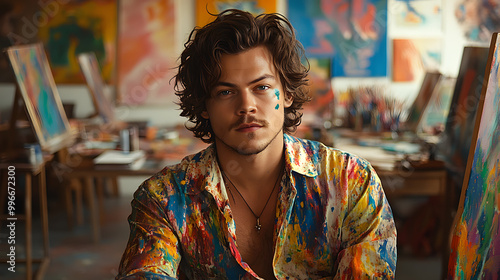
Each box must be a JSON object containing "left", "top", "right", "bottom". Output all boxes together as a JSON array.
[
  {"left": 284, "top": 93, "right": 293, "bottom": 108},
  {"left": 201, "top": 111, "right": 209, "bottom": 119}
]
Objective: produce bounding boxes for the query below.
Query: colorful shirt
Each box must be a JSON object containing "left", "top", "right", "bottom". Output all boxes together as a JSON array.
[{"left": 117, "top": 134, "right": 397, "bottom": 279}]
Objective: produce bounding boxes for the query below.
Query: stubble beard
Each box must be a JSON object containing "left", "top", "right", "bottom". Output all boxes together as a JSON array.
[{"left": 216, "top": 127, "right": 283, "bottom": 156}]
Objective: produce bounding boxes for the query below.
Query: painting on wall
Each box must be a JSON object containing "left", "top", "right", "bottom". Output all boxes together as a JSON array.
[
  {"left": 78, "top": 52, "right": 115, "bottom": 123},
  {"left": 37, "top": 0, "right": 117, "bottom": 84},
  {"left": 0, "top": 1, "right": 37, "bottom": 83},
  {"left": 302, "top": 58, "right": 334, "bottom": 123},
  {"left": 438, "top": 46, "right": 490, "bottom": 191},
  {"left": 288, "top": 0, "right": 388, "bottom": 77},
  {"left": 196, "top": 0, "right": 277, "bottom": 27},
  {"left": 117, "top": 0, "right": 176, "bottom": 105},
  {"left": 455, "top": 0, "right": 500, "bottom": 43},
  {"left": 389, "top": 0, "right": 442, "bottom": 35},
  {"left": 6, "top": 43, "right": 73, "bottom": 153},
  {"left": 448, "top": 32, "right": 500, "bottom": 280},
  {"left": 392, "top": 38, "right": 442, "bottom": 82}
]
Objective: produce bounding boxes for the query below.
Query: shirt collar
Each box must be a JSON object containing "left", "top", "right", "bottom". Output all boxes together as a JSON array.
[{"left": 283, "top": 134, "right": 318, "bottom": 178}]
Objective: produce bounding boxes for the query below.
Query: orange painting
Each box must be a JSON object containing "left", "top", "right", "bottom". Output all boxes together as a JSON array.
[
  {"left": 196, "top": 0, "right": 277, "bottom": 27},
  {"left": 117, "top": 0, "right": 176, "bottom": 105}
]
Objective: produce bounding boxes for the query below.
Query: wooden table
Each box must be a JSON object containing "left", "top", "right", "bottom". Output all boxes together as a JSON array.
[
  {"left": 0, "top": 156, "right": 52, "bottom": 280},
  {"left": 63, "top": 157, "right": 169, "bottom": 243}
]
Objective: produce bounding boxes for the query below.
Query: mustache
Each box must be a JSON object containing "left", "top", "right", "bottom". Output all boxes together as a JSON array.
[{"left": 230, "top": 116, "right": 268, "bottom": 130}]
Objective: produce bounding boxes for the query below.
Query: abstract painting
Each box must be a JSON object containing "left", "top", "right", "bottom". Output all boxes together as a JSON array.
[
  {"left": 302, "top": 58, "right": 334, "bottom": 122},
  {"left": 78, "top": 52, "right": 115, "bottom": 123},
  {"left": 448, "top": 32, "right": 500, "bottom": 280},
  {"left": 455, "top": 0, "right": 500, "bottom": 43},
  {"left": 288, "top": 0, "right": 388, "bottom": 77},
  {"left": 117, "top": 0, "right": 176, "bottom": 105},
  {"left": 6, "top": 43, "right": 72, "bottom": 153},
  {"left": 392, "top": 38, "right": 442, "bottom": 82},
  {"left": 37, "top": 0, "right": 117, "bottom": 84},
  {"left": 196, "top": 0, "right": 277, "bottom": 27},
  {"left": 389, "top": 0, "right": 442, "bottom": 34},
  {"left": 438, "top": 46, "right": 490, "bottom": 192}
]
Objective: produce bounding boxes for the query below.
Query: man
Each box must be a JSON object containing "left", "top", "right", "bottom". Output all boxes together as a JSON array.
[{"left": 117, "top": 9, "right": 396, "bottom": 279}]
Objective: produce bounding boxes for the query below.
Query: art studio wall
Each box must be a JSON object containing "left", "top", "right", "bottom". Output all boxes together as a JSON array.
[{"left": 0, "top": 0, "right": 494, "bottom": 128}]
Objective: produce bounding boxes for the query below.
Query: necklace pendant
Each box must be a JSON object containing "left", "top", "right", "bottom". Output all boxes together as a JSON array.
[{"left": 255, "top": 218, "right": 262, "bottom": 231}]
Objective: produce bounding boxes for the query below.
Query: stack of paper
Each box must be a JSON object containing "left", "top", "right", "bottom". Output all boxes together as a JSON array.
[{"left": 93, "top": 150, "right": 146, "bottom": 169}]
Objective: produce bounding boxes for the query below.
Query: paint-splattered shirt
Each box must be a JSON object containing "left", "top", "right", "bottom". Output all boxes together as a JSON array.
[{"left": 117, "top": 134, "right": 397, "bottom": 279}]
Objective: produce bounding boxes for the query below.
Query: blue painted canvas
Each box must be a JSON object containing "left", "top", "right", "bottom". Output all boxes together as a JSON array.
[{"left": 288, "top": 0, "right": 388, "bottom": 77}]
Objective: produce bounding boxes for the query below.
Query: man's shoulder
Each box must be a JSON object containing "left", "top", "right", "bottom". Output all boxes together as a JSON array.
[
  {"left": 140, "top": 145, "right": 214, "bottom": 195},
  {"left": 285, "top": 134, "right": 373, "bottom": 170}
]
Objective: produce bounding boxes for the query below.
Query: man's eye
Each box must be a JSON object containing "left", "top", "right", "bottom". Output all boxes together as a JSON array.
[
  {"left": 218, "top": 90, "right": 231, "bottom": 96},
  {"left": 256, "top": 85, "right": 270, "bottom": 91}
]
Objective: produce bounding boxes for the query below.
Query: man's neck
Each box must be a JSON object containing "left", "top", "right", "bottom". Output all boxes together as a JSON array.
[{"left": 215, "top": 134, "right": 285, "bottom": 193}]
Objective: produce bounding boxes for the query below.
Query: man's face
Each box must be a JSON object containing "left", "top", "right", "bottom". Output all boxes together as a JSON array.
[{"left": 202, "top": 46, "right": 293, "bottom": 155}]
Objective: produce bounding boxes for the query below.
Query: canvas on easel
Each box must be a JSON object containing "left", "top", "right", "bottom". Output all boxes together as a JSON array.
[
  {"left": 438, "top": 46, "right": 490, "bottom": 184},
  {"left": 448, "top": 32, "right": 500, "bottom": 279},
  {"left": 419, "top": 75, "right": 456, "bottom": 135},
  {"left": 78, "top": 52, "right": 115, "bottom": 123},
  {"left": 6, "top": 43, "right": 73, "bottom": 154},
  {"left": 401, "top": 71, "right": 442, "bottom": 134}
]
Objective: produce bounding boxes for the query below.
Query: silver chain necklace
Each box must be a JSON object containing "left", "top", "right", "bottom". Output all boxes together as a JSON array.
[{"left": 220, "top": 162, "right": 283, "bottom": 232}]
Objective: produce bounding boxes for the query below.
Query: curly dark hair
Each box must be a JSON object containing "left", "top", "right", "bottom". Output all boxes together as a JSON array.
[{"left": 174, "top": 9, "right": 310, "bottom": 143}]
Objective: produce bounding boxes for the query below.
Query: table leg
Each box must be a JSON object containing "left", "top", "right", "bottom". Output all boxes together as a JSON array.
[
  {"left": 25, "top": 173, "right": 32, "bottom": 280},
  {"left": 39, "top": 166, "right": 49, "bottom": 257},
  {"left": 84, "top": 177, "right": 100, "bottom": 243}
]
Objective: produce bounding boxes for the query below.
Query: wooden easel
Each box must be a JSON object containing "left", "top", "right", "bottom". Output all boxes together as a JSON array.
[
  {"left": 0, "top": 85, "right": 52, "bottom": 280},
  {"left": 1, "top": 85, "right": 25, "bottom": 161}
]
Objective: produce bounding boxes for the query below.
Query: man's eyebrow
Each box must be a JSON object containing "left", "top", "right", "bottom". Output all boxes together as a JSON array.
[{"left": 214, "top": 74, "right": 276, "bottom": 87}]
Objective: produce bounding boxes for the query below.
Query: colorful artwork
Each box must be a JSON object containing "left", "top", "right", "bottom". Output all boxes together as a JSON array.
[
  {"left": 117, "top": 0, "right": 176, "bottom": 105},
  {"left": 0, "top": 0, "right": 38, "bottom": 83},
  {"left": 455, "top": 0, "right": 500, "bottom": 43},
  {"left": 392, "top": 38, "right": 442, "bottom": 82},
  {"left": 288, "top": 0, "right": 388, "bottom": 77},
  {"left": 448, "top": 32, "right": 500, "bottom": 279},
  {"left": 438, "top": 47, "right": 490, "bottom": 190},
  {"left": 196, "top": 0, "right": 277, "bottom": 27},
  {"left": 420, "top": 76, "right": 456, "bottom": 133},
  {"left": 6, "top": 43, "right": 72, "bottom": 153},
  {"left": 37, "top": 0, "right": 117, "bottom": 84},
  {"left": 302, "top": 58, "right": 334, "bottom": 123},
  {"left": 78, "top": 52, "right": 115, "bottom": 123},
  {"left": 402, "top": 72, "right": 442, "bottom": 133},
  {"left": 390, "top": 0, "right": 442, "bottom": 33}
]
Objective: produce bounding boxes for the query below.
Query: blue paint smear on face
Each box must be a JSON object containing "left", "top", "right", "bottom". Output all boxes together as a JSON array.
[{"left": 274, "top": 89, "right": 280, "bottom": 110}]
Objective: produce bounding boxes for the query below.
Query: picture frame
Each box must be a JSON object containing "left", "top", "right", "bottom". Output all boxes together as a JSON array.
[
  {"left": 6, "top": 43, "right": 73, "bottom": 154},
  {"left": 448, "top": 32, "right": 500, "bottom": 279},
  {"left": 78, "top": 52, "right": 115, "bottom": 123}
]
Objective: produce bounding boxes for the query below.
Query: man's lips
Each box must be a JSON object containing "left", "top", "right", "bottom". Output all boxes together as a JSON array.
[{"left": 235, "top": 123, "right": 262, "bottom": 132}]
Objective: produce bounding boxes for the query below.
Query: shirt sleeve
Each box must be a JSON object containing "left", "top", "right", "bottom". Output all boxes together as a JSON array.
[
  {"left": 116, "top": 179, "right": 183, "bottom": 280},
  {"left": 334, "top": 161, "right": 397, "bottom": 279}
]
